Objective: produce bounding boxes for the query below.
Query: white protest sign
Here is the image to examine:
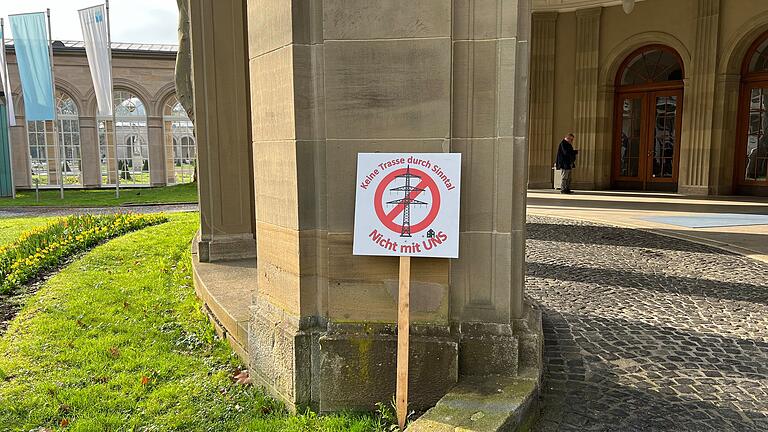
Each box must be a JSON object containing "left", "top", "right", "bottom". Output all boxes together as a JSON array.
[{"left": 353, "top": 153, "right": 461, "bottom": 259}]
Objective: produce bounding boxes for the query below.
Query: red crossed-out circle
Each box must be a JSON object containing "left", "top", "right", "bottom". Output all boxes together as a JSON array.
[{"left": 374, "top": 167, "right": 441, "bottom": 235}]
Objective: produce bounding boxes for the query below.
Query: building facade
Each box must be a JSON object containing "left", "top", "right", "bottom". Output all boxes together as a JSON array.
[
  {"left": 529, "top": 0, "right": 768, "bottom": 196},
  {"left": 1, "top": 41, "right": 195, "bottom": 190}
]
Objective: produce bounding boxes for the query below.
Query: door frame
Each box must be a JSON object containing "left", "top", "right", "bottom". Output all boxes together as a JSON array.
[
  {"left": 645, "top": 88, "right": 683, "bottom": 187},
  {"left": 734, "top": 72, "right": 768, "bottom": 195},
  {"left": 733, "top": 30, "right": 768, "bottom": 196},
  {"left": 611, "top": 86, "right": 683, "bottom": 191}
]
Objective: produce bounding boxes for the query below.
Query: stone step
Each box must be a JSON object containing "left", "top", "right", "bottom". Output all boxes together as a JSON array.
[{"left": 407, "top": 368, "right": 541, "bottom": 432}]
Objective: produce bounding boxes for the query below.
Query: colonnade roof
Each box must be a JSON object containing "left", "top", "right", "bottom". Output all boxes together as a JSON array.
[{"left": 4, "top": 40, "right": 177, "bottom": 55}]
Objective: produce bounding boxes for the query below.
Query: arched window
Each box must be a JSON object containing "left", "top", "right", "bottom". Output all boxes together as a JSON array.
[
  {"left": 737, "top": 31, "right": 768, "bottom": 191},
  {"left": 27, "top": 90, "right": 82, "bottom": 186},
  {"left": 162, "top": 96, "right": 195, "bottom": 184},
  {"left": 56, "top": 92, "right": 82, "bottom": 185},
  {"left": 98, "top": 90, "right": 150, "bottom": 185},
  {"left": 746, "top": 36, "right": 768, "bottom": 74},
  {"left": 618, "top": 46, "right": 684, "bottom": 87}
]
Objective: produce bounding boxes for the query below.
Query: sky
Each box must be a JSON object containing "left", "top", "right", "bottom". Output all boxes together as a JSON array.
[{"left": 0, "top": 0, "right": 178, "bottom": 45}]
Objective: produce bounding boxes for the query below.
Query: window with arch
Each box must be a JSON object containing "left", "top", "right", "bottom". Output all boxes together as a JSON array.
[
  {"left": 613, "top": 45, "right": 684, "bottom": 190},
  {"left": 619, "top": 46, "right": 684, "bottom": 87},
  {"left": 27, "top": 90, "right": 82, "bottom": 186},
  {"left": 98, "top": 90, "right": 150, "bottom": 186},
  {"left": 738, "top": 31, "right": 768, "bottom": 189},
  {"left": 162, "top": 96, "right": 196, "bottom": 184}
]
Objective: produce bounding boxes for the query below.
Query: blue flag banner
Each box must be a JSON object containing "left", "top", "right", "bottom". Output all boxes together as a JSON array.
[{"left": 9, "top": 13, "right": 54, "bottom": 121}]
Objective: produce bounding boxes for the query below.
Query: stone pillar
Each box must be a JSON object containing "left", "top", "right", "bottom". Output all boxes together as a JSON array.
[
  {"left": 10, "top": 117, "right": 29, "bottom": 188},
  {"left": 245, "top": 0, "right": 536, "bottom": 414},
  {"left": 189, "top": 0, "right": 256, "bottom": 262},
  {"left": 165, "top": 129, "right": 176, "bottom": 185},
  {"left": 571, "top": 7, "right": 601, "bottom": 189},
  {"left": 79, "top": 117, "right": 101, "bottom": 187},
  {"left": 678, "top": 0, "right": 720, "bottom": 195},
  {"left": 711, "top": 73, "right": 741, "bottom": 195},
  {"left": 528, "top": 12, "right": 557, "bottom": 189},
  {"left": 147, "top": 117, "right": 166, "bottom": 186}
]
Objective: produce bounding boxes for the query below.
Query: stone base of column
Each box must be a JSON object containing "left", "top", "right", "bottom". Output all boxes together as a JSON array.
[
  {"left": 249, "top": 297, "right": 458, "bottom": 413},
  {"left": 196, "top": 233, "right": 256, "bottom": 262},
  {"left": 317, "top": 322, "right": 459, "bottom": 413},
  {"left": 678, "top": 185, "right": 711, "bottom": 196},
  {"left": 458, "top": 322, "right": 519, "bottom": 377},
  {"left": 248, "top": 297, "right": 544, "bottom": 413}
]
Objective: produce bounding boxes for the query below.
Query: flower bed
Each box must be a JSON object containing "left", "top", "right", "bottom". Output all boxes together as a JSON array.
[{"left": 0, "top": 213, "right": 167, "bottom": 293}]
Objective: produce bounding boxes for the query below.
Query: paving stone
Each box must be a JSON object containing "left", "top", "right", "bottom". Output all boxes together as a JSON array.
[{"left": 526, "top": 216, "right": 768, "bottom": 432}]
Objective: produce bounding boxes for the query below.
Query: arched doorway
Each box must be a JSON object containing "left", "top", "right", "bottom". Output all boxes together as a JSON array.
[
  {"left": 98, "top": 90, "right": 150, "bottom": 186},
  {"left": 736, "top": 31, "right": 768, "bottom": 195},
  {"left": 26, "top": 90, "right": 83, "bottom": 186},
  {"left": 612, "top": 45, "right": 684, "bottom": 191},
  {"left": 162, "top": 95, "right": 196, "bottom": 184}
]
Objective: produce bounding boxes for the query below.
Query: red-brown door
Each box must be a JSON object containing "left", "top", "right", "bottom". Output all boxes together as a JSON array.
[
  {"left": 612, "top": 89, "right": 683, "bottom": 191},
  {"left": 735, "top": 81, "right": 768, "bottom": 195}
]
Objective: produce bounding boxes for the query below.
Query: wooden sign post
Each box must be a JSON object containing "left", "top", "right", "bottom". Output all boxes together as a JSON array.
[
  {"left": 397, "top": 255, "right": 411, "bottom": 430},
  {"left": 352, "top": 153, "right": 461, "bottom": 431}
]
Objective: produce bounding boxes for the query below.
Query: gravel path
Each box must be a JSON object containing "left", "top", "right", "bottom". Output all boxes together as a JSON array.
[
  {"left": 0, "top": 203, "right": 198, "bottom": 218},
  {"left": 527, "top": 216, "right": 768, "bottom": 432}
]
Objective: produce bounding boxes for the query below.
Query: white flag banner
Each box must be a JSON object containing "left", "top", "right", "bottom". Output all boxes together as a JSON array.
[
  {"left": 0, "top": 25, "right": 16, "bottom": 126},
  {"left": 79, "top": 5, "right": 112, "bottom": 117}
]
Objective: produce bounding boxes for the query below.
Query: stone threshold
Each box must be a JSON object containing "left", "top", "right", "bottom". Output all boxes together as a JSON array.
[
  {"left": 190, "top": 243, "right": 256, "bottom": 363},
  {"left": 407, "top": 368, "right": 541, "bottom": 432}
]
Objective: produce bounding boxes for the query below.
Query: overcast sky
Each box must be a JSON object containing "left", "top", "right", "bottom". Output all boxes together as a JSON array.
[{"left": 1, "top": 0, "right": 178, "bottom": 45}]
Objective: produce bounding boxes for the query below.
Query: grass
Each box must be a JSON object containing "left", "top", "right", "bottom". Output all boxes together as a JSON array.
[
  {"left": 0, "top": 217, "right": 58, "bottom": 247},
  {"left": 0, "top": 214, "right": 167, "bottom": 293},
  {"left": 0, "top": 212, "right": 386, "bottom": 431},
  {"left": 0, "top": 183, "right": 198, "bottom": 208}
]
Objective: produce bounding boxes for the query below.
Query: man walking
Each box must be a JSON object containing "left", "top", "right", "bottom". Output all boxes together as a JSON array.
[{"left": 556, "top": 133, "right": 578, "bottom": 194}]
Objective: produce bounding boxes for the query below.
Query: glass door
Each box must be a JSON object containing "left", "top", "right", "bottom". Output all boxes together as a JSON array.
[
  {"left": 615, "top": 94, "right": 645, "bottom": 181},
  {"left": 612, "top": 89, "right": 682, "bottom": 190},
  {"left": 740, "top": 85, "right": 768, "bottom": 185},
  {"left": 646, "top": 90, "right": 682, "bottom": 187}
]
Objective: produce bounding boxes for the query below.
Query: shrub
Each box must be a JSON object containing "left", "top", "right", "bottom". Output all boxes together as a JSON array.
[{"left": 0, "top": 213, "right": 167, "bottom": 293}]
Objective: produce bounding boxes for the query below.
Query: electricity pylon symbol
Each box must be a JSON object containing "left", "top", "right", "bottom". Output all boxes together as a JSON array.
[{"left": 387, "top": 165, "right": 427, "bottom": 237}]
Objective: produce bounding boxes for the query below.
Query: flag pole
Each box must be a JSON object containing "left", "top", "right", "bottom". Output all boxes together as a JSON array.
[
  {"left": 46, "top": 9, "right": 63, "bottom": 199},
  {"left": 105, "top": 0, "right": 119, "bottom": 198},
  {"left": 0, "top": 19, "right": 15, "bottom": 199}
]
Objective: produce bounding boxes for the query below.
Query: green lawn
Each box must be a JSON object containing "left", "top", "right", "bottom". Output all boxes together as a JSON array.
[
  {"left": 0, "top": 183, "right": 198, "bottom": 207},
  {"left": 0, "top": 216, "right": 58, "bottom": 247},
  {"left": 0, "top": 212, "right": 385, "bottom": 431}
]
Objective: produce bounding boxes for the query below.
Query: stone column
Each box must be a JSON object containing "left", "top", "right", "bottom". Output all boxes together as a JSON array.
[
  {"left": 10, "top": 116, "right": 29, "bottom": 188},
  {"left": 147, "top": 116, "right": 166, "bottom": 186},
  {"left": 245, "top": 0, "right": 537, "bottom": 414},
  {"left": 450, "top": 0, "right": 533, "bottom": 377},
  {"left": 678, "top": 0, "right": 720, "bottom": 195},
  {"left": 711, "top": 73, "right": 741, "bottom": 195},
  {"left": 165, "top": 130, "right": 176, "bottom": 185},
  {"left": 528, "top": 12, "right": 557, "bottom": 189},
  {"left": 79, "top": 117, "right": 101, "bottom": 187},
  {"left": 189, "top": 0, "right": 256, "bottom": 262},
  {"left": 571, "top": 7, "right": 601, "bottom": 189}
]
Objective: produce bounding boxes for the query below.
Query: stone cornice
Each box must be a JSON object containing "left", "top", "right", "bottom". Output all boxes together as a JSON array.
[{"left": 533, "top": 0, "right": 644, "bottom": 13}]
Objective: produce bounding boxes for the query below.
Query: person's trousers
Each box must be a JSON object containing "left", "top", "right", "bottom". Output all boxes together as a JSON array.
[{"left": 561, "top": 169, "right": 572, "bottom": 191}]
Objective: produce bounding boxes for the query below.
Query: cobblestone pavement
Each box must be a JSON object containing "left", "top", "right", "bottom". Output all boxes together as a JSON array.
[
  {"left": 526, "top": 215, "right": 768, "bottom": 432},
  {"left": 0, "top": 203, "right": 198, "bottom": 218}
]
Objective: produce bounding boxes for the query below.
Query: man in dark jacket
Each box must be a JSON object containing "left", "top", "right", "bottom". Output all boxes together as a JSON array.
[{"left": 556, "top": 133, "right": 578, "bottom": 194}]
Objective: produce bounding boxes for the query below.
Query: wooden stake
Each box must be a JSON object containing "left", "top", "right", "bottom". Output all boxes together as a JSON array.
[{"left": 397, "top": 255, "right": 411, "bottom": 431}]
